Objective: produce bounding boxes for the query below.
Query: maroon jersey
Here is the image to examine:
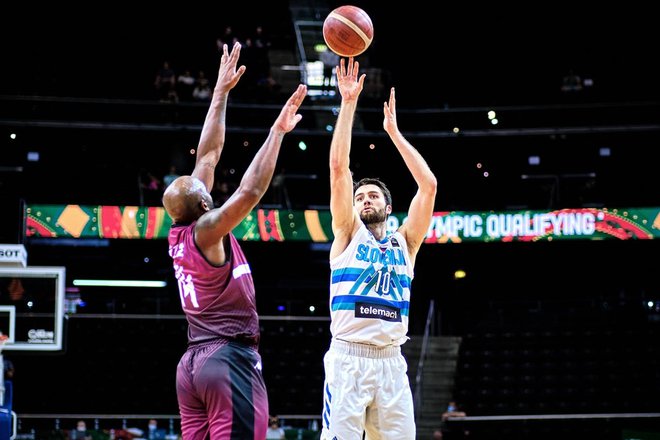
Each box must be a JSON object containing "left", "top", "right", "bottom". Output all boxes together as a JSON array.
[{"left": 168, "top": 223, "right": 260, "bottom": 346}]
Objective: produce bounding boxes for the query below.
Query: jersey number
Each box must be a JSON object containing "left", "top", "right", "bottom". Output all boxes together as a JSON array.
[
  {"left": 375, "top": 270, "right": 391, "bottom": 295},
  {"left": 174, "top": 263, "right": 199, "bottom": 308}
]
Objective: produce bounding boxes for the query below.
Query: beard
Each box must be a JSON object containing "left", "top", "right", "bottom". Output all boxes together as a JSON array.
[{"left": 360, "top": 207, "right": 387, "bottom": 225}]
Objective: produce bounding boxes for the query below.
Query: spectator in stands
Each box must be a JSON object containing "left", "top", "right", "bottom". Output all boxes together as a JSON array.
[
  {"left": 211, "top": 180, "right": 233, "bottom": 208},
  {"left": 69, "top": 420, "right": 92, "bottom": 440},
  {"left": 211, "top": 167, "right": 238, "bottom": 207},
  {"left": 6, "top": 278, "right": 24, "bottom": 301},
  {"left": 146, "top": 419, "right": 166, "bottom": 440},
  {"left": 441, "top": 401, "right": 469, "bottom": 439},
  {"left": 238, "top": 38, "right": 259, "bottom": 96},
  {"left": 192, "top": 71, "right": 212, "bottom": 101},
  {"left": 216, "top": 26, "right": 236, "bottom": 51},
  {"left": 251, "top": 26, "right": 273, "bottom": 92},
  {"left": 265, "top": 416, "right": 285, "bottom": 439},
  {"left": 139, "top": 169, "right": 163, "bottom": 206},
  {"left": 154, "top": 61, "right": 178, "bottom": 103},
  {"left": 163, "top": 165, "right": 180, "bottom": 189},
  {"left": 561, "top": 69, "right": 583, "bottom": 93},
  {"left": 252, "top": 26, "right": 271, "bottom": 52},
  {"left": 162, "top": 41, "right": 306, "bottom": 440},
  {"left": 320, "top": 58, "right": 437, "bottom": 440},
  {"left": 177, "top": 69, "right": 196, "bottom": 101},
  {"left": 442, "top": 401, "right": 467, "bottom": 420}
]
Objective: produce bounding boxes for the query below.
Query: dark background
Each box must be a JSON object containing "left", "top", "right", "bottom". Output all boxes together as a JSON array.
[
  {"left": 3, "top": 2, "right": 660, "bottom": 106},
  {"left": 1, "top": 2, "right": 659, "bottom": 436}
]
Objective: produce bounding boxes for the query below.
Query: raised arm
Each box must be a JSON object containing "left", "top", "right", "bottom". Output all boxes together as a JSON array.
[
  {"left": 383, "top": 87, "right": 437, "bottom": 262},
  {"left": 191, "top": 42, "right": 246, "bottom": 191},
  {"left": 195, "top": 84, "right": 307, "bottom": 250},
  {"left": 329, "top": 58, "right": 366, "bottom": 259}
]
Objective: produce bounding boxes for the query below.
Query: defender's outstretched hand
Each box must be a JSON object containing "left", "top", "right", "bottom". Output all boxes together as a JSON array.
[
  {"left": 383, "top": 87, "right": 399, "bottom": 135},
  {"left": 216, "top": 42, "right": 246, "bottom": 93},
  {"left": 273, "top": 84, "right": 307, "bottom": 133},
  {"left": 336, "top": 57, "right": 365, "bottom": 102}
]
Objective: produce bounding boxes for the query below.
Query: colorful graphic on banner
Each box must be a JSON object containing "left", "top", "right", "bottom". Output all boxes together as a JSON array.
[
  {"left": 26, "top": 205, "right": 170, "bottom": 239},
  {"left": 25, "top": 205, "right": 334, "bottom": 242},
  {"left": 423, "top": 208, "right": 659, "bottom": 242},
  {"left": 25, "top": 205, "right": 660, "bottom": 242}
]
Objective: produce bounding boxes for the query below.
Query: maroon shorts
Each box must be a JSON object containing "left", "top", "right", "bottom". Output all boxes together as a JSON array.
[{"left": 176, "top": 340, "right": 268, "bottom": 440}]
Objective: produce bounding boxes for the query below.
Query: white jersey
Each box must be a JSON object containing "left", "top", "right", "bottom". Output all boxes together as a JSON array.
[{"left": 329, "top": 224, "right": 414, "bottom": 346}]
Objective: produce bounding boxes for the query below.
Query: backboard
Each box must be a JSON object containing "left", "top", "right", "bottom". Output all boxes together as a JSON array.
[{"left": 0, "top": 266, "right": 65, "bottom": 351}]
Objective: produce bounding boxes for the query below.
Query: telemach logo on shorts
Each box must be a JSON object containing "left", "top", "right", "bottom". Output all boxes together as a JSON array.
[{"left": 355, "top": 302, "right": 401, "bottom": 322}]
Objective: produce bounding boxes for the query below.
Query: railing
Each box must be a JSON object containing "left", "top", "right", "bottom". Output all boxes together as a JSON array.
[
  {"left": 413, "top": 299, "right": 435, "bottom": 422},
  {"left": 16, "top": 413, "right": 321, "bottom": 438},
  {"left": 4, "top": 94, "right": 660, "bottom": 138},
  {"left": 443, "top": 413, "right": 660, "bottom": 439},
  {"left": 16, "top": 414, "right": 181, "bottom": 440}
]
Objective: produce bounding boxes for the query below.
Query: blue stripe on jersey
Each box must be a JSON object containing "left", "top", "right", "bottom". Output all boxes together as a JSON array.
[
  {"left": 331, "top": 295, "right": 410, "bottom": 316},
  {"left": 331, "top": 267, "right": 411, "bottom": 288}
]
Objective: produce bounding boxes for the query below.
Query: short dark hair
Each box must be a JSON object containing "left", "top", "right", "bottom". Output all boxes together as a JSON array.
[{"left": 354, "top": 178, "right": 392, "bottom": 206}]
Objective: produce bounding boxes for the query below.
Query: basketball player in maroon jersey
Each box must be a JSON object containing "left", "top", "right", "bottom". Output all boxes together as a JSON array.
[{"left": 162, "top": 42, "right": 306, "bottom": 440}]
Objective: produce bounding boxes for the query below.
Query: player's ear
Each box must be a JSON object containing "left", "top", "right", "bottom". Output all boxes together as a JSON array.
[{"left": 386, "top": 204, "right": 392, "bottom": 215}]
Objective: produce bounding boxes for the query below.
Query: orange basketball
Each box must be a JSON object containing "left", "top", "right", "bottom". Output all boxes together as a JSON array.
[{"left": 322, "top": 5, "right": 374, "bottom": 57}]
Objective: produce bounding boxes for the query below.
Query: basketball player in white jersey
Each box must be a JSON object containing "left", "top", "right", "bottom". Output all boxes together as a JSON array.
[{"left": 321, "top": 57, "right": 437, "bottom": 439}]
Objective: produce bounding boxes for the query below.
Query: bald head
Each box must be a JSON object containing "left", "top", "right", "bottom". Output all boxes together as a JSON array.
[{"left": 162, "top": 176, "right": 213, "bottom": 224}]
